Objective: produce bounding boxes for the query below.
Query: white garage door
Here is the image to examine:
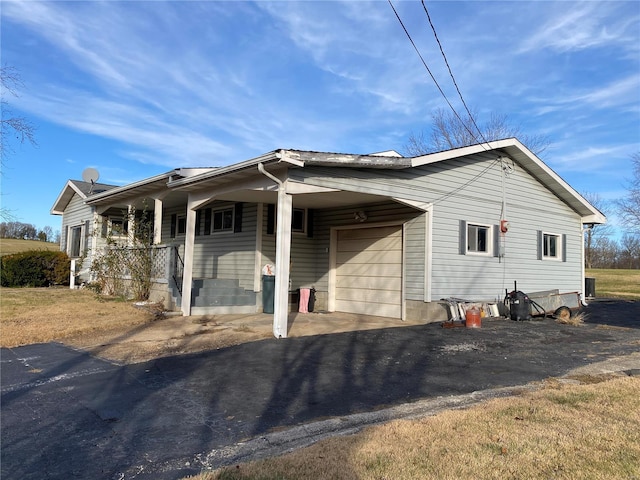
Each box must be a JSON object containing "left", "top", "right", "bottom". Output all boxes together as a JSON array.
[{"left": 335, "top": 225, "right": 402, "bottom": 318}]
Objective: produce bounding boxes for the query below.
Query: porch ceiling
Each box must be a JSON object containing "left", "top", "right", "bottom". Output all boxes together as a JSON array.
[{"left": 215, "top": 189, "right": 391, "bottom": 209}]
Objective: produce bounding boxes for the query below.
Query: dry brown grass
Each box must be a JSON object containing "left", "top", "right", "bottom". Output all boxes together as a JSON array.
[
  {"left": 194, "top": 376, "right": 640, "bottom": 480},
  {"left": 0, "top": 287, "right": 155, "bottom": 347},
  {"left": 556, "top": 311, "right": 586, "bottom": 326},
  {"left": 0, "top": 287, "right": 271, "bottom": 363}
]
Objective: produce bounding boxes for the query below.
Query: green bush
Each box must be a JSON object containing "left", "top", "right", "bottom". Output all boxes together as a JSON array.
[{"left": 0, "top": 250, "right": 71, "bottom": 287}]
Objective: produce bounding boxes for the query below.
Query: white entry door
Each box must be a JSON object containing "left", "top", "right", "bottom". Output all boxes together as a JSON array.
[{"left": 335, "top": 225, "right": 403, "bottom": 318}]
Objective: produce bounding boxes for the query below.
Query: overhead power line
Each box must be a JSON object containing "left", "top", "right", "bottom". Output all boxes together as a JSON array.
[
  {"left": 387, "top": 0, "right": 490, "bottom": 151},
  {"left": 420, "top": 0, "right": 490, "bottom": 146}
]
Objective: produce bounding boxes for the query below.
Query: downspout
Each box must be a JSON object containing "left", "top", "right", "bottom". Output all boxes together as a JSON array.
[
  {"left": 258, "top": 162, "right": 282, "bottom": 186},
  {"left": 257, "top": 162, "right": 292, "bottom": 338},
  {"left": 581, "top": 223, "right": 589, "bottom": 306}
]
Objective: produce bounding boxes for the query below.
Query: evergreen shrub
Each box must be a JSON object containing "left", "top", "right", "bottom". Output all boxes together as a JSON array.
[{"left": 1, "top": 250, "right": 70, "bottom": 287}]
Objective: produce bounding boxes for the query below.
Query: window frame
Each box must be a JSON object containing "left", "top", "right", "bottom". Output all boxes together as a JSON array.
[
  {"left": 211, "top": 207, "right": 234, "bottom": 234},
  {"left": 466, "top": 222, "right": 492, "bottom": 256},
  {"left": 108, "top": 217, "right": 128, "bottom": 238},
  {"left": 68, "top": 225, "right": 83, "bottom": 258},
  {"left": 542, "top": 232, "right": 562, "bottom": 260},
  {"left": 176, "top": 215, "right": 187, "bottom": 236},
  {"left": 291, "top": 208, "right": 306, "bottom": 234}
]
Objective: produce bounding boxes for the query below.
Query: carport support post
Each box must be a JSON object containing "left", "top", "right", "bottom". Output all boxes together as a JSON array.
[
  {"left": 153, "top": 198, "right": 163, "bottom": 245},
  {"left": 180, "top": 196, "right": 198, "bottom": 316},
  {"left": 273, "top": 186, "right": 292, "bottom": 338}
]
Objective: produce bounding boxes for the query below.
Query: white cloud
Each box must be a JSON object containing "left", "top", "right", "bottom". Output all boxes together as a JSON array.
[
  {"left": 548, "top": 142, "right": 636, "bottom": 173},
  {"left": 519, "top": 3, "right": 638, "bottom": 54}
]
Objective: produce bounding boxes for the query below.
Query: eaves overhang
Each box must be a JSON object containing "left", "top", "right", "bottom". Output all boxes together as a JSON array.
[
  {"left": 412, "top": 138, "right": 606, "bottom": 224},
  {"left": 168, "top": 151, "right": 284, "bottom": 191},
  {"left": 51, "top": 180, "right": 117, "bottom": 215},
  {"left": 85, "top": 171, "right": 175, "bottom": 206},
  {"left": 283, "top": 150, "right": 411, "bottom": 168}
]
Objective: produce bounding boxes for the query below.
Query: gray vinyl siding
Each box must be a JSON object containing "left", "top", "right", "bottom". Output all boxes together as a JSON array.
[
  {"left": 60, "top": 194, "right": 90, "bottom": 254},
  {"left": 404, "top": 214, "right": 426, "bottom": 300},
  {"left": 163, "top": 203, "right": 258, "bottom": 291},
  {"left": 291, "top": 154, "right": 585, "bottom": 301},
  {"left": 60, "top": 194, "right": 106, "bottom": 281},
  {"left": 428, "top": 157, "right": 583, "bottom": 300},
  {"left": 259, "top": 201, "right": 424, "bottom": 295},
  {"left": 193, "top": 202, "right": 257, "bottom": 290}
]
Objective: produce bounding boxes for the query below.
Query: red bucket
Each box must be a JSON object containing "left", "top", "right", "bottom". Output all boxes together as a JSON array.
[{"left": 465, "top": 306, "right": 482, "bottom": 328}]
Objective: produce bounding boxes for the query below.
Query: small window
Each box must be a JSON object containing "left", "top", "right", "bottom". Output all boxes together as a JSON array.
[
  {"left": 69, "top": 225, "right": 82, "bottom": 257},
  {"left": 467, "top": 224, "right": 490, "bottom": 254},
  {"left": 543, "top": 233, "right": 560, "bottom": 259},
  {"left": 212, "top": 208, "right": 233, "bottom": 232},
  {"left": 110, "top": 218, "right": 127, "bottom": 236},
  {"left": 292, "top": 208, "right": 306, "bottom": 233},
  {"left": 177, "top": 216, "right": 187, "bottom": 235}
]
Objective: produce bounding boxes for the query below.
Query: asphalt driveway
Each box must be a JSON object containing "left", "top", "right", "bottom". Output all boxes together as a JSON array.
[{"left": 2, "top": 299, "right": 639, "bottom": 479}]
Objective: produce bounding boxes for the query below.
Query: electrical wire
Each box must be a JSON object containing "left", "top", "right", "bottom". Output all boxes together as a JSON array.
[
  {"left": 388, "top": 0, "right": 508, "bottom": 205},
  {"left": 387, "top": 0, "right": 486, "bottom": 150},
  {"left": 431, "top": 158, "right": 501, "bottom": 205},
  {"left": 420, "top": 0, "right": 490, "bottom": 147}
]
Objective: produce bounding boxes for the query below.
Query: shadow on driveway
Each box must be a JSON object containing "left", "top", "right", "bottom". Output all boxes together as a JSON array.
[{"left": 1, "top": 300, "right": 639, "bottom": 479}]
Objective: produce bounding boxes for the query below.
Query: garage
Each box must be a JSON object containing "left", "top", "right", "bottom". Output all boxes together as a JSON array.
[{"left": 335, "top": 225, "right": 403, "bottom": 318}]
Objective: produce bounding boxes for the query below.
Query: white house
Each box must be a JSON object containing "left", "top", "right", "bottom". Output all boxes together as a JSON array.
[{"left": 52, "top": 138, "right": 605, "bottom": 337}]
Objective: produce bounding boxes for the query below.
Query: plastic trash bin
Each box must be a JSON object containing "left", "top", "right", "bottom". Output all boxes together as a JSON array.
[
  {"left": 262, "top": 275, "right": 275, "bottom": 314},
  {"left": 585, "top": 277, "right": 596, "bottom": 298}
]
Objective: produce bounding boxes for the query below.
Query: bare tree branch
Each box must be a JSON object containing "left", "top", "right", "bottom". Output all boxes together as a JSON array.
[
  {"left": 615, "top": 152, "right": 640, "bottom": 234},
  {"left": 404, "top": 108, "right": 550, "bottom": 157},
  {"left": 1, "top": 65, "right": 38, "bottom": 164}
]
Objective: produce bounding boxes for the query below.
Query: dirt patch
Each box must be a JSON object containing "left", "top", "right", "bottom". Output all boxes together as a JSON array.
[{"left": 64, "top": 315, "right": 273, "bottom": 364}]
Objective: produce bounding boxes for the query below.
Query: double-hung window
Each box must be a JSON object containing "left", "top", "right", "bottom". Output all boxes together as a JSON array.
[
  {"left": 69, "top": 225, "right": 83, "bottom": 257},
  {"left": 291, "top": 208, "right": 306, "bottom": 233},
  {"left": 212, "top": 208, "right": 233, "bottom": 233}
]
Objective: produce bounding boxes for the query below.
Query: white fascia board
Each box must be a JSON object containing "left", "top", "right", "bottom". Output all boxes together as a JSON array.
[
  {"left": 278, "top": 151, "right": 305, "bottom": 167},
  {"left": 505, "top": 143, "right": 607, "bottom": 224},
  {"left": 174, "top": 167, "right": 217, "bottom": 178},
  {"left": 410, "top": 140, "right": 510, "bottom": 167},
  {"left": 85, "top": 171, "right": 173, "bottom": 205},
  {"left": 50, "top": 180, "right": 87, "bottom": 215},
  {"left": 169, "top": 151, "right": 282, "bottom": 189},
  {"left": 411, "top": 138, "right": 606, "bottom": 224}
]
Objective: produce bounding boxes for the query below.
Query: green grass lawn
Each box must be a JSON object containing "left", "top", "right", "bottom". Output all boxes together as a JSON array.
[
  {"left": 0, "top": 238, "right": 60, "bottom": 256},
  {"left": 586, "top": 269, "right": 640, "bottom": 299}
]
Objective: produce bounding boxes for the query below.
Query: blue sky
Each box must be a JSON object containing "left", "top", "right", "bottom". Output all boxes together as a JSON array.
[{"left": 2, "top": 1, "right": 639, "bottom": 236}]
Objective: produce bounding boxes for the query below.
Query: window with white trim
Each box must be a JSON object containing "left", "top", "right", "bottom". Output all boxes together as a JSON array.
[
  {"left": 292, "top": 208, "right": 306, "bottom": 233},
  {"left": 110, "top": 218, "right": 127, "bottom": 237},
  {"left": 212, "top": 208, "right": 233, "bottom": 233},
  {"left": 467, "top": 223, "right": 491, "bottom": 255},
  {"left": 69, "top": 225, "right": 83, "bottom": 257},
  {"left": 543, "top": 232, "right": 560, "bottom": 259}
]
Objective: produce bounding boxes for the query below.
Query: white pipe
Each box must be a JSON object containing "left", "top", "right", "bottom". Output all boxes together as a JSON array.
[{"left": 258, "top": 162, "right": 283, "bottom": 187}]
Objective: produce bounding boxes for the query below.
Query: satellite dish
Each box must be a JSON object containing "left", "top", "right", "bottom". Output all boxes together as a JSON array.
[{"left": 82, "top": 167, "right": 100, "bottom": 184}]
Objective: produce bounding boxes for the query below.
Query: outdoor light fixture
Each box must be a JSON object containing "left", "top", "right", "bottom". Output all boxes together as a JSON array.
[{"left": 354, "top": 211, "right": 368, "bottom": 222}]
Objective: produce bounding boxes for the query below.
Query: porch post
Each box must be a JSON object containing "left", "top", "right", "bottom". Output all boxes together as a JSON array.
[
  {"left": 153, "top": 198, "right": 163, "bottom": 245},
  {"left": 181, "top": 196, "right": 197, "bottom": 316},
  {"left": 127, "top": 204, "right": 135, "bottom": 246},
  {"left": 273, "top": 186, "right": 292, "bottom": 338}
]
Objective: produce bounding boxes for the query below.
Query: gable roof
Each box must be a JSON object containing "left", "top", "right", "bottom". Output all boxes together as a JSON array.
[
  {"left": 70, "top": 139, "right": 605, "bottom": 225},
  {"left": 411, "top": 138, "right": 606, "bottom": 224},
  {"left": 50, "top": 180, "right": 118, "bottom": 215}
]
